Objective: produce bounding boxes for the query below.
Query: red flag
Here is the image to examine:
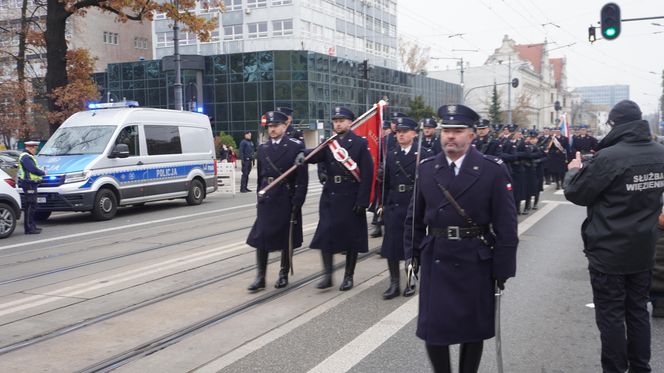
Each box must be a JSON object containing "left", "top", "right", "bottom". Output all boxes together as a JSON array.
[{"left": 352, "top": 101, "right": 386, "bottom": 204}]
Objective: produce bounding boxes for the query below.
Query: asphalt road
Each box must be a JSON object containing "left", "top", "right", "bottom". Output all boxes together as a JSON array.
[{"left": 0, "top": 170, "right": 662, "bottom": 373}]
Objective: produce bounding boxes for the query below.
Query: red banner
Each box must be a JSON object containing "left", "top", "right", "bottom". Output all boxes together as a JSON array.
[{"left": 352, "top": 101, "right": 386, "bottom": 204}]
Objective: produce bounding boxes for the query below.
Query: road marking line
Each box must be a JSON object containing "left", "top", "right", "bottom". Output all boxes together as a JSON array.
[
  {"left": 3, "top": 187, "right": 324, "bottom": 251},
  {"left": 192, "top": 275, "right": 387, "bottom": 373},
  {"left": 554, "top": 189, "right": 564, "bottom": 195},
  {"left": 308, "top": 297, "right": 419, "bottom": 373},
  {"left": 306, "top": 202, "right": 561, "bottom": 373},
  {"left": 0, "top": 224, "right": 318, "bottom": 317},
  {"left": 540, "top": 200, "right": 574, "bottom": 205}
]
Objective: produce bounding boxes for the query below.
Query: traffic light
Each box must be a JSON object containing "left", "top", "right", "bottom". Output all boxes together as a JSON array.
[
  {"left": 600, "top": 3, "right": 621, "bottom": 40},
  {"left": 554, "top": 101, "right": 562, "bottom": 111},
  {"left": 358, "top": 59, "right": 369, "bottom": 80},
  {"left": 588, "top": 25, "right": 597, "bottom": 43},
  {"left": 511, "top": 78, "right": 519, "bottom": 88}
]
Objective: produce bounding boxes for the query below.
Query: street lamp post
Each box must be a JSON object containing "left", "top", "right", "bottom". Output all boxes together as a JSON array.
[
  {"left": 430, "top": 56, "right": 465, "bottom": 103},
  {"left": 173, "top": 0, "right": 183, "bottom": 111}
]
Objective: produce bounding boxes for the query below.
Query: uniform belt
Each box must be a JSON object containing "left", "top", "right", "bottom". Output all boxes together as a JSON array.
[
  {"left": 427, "top": 225, "right": 489, "bottom": 240},
  {"left": 262, "top": 177, "right": 290, "bottom": 187},
  {"left": 391, "top": 184, "right": 414, "bottom": 192},
  {"left": 332, "top": 175, "right": 357, "bottom": 184}
]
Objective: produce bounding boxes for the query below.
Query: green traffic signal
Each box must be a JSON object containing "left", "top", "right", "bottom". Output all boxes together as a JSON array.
[
  {"left": 600, "top": 3, "right": 621, "bottom": 40},
  {"left": 604, "top": 27, "right": 617, "bottom": 37}
]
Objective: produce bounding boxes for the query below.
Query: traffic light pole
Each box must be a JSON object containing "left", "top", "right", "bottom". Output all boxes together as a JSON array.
[
  {"left": 173, "top": 0, "right": 183, "bottom": 111},
  {"left": 507, "top": 56, "right": 512, "bottom": 124}
]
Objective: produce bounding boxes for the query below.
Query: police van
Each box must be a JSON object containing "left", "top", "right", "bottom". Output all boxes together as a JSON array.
[{"left": 28, "top": 101, "right": 217, "bottom": 221}]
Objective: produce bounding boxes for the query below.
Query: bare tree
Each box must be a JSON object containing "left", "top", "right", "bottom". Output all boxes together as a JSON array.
[{"left": 398, "top": 37, "right": 430, "bottom": 75}]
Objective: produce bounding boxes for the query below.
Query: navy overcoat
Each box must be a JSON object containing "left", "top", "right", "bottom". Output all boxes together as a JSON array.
[
  {"left": 404, "top": 147, "right": 518, "bottom": 346},
  {"left": 246, "top": 136, "right": 308, "bottom": 252}
]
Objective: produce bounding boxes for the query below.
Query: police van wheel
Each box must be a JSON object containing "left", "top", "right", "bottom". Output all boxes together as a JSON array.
[
  {"left": 92, "top": 189, "right": 118, "bottom": 221},
  {"left": 34, "top": 211, "right": 51, "bottom": 221},
  {"left": 186, "top": 179, "right": 205, "bottom": 206},
  {"left": 0, "top": 203, "right": 17, "bottom": 239}
]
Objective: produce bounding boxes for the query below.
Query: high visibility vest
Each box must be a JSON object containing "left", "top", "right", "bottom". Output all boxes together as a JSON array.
[{"left": 18, "top": 152, "right": 43, "bottom": 182}]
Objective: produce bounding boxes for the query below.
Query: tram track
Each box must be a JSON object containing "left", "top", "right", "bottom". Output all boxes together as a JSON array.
[{"left": 75, "top": 249, "right": 380, "bottom": 373}]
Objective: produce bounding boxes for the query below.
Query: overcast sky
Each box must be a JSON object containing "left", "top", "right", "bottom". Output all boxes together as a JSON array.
[{"left": 398, "top": 0, "right": 663, "bottom": 114}]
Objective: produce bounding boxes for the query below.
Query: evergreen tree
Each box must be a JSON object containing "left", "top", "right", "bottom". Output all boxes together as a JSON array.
[
  {"left": 488, "top": 83, "right": 502, "bottom": 124},
  {"left": 406, "top": 96, "right": 436, "bottom": 121}
]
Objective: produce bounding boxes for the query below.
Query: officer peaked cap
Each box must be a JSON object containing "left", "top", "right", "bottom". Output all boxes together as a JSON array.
[
  {"left": 332, "top": 106, "right": 355, "bottom": 120},
  {"left": 476, "top": 119, "right": 490, "bottom": 129},
  {"left": 264, "top": 111, "right": 289, "bottom": 125},
  {"left": 382, "top": 120, "right": 392, "bottom": 129},
  {"left": 396, "top": 117, "right": 418, "bottom": 131},
  {"left": 391, "top": 111, "right": 407, "bottom": 120},
  {"left": 24, "top": 140, "right": 39, "bottom": 146},
  {"left": 420, "top": 118, "right": 438, "bottom": 128},
  {"left": 275, "top": 106, "right": 293, "bottom": 116},
  {"left": 437, "top": 104, "right": 480, "bottom": 128}
]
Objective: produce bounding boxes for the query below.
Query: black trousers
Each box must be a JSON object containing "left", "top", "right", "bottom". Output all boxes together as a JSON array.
[
  {"left": 589, "top": 268, "right": 652, "bottom": 373},
  {"left": 22, "top": 187, "right": 37, "bottom": 232},
  {"left": 241, "top": 158, "right": 252, "bottom": 190}
]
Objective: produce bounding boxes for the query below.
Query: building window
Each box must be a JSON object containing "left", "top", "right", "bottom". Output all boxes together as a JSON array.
[
  {"left": 247, "top": 0, "right": 267, "bottom": 8},
  {"left": 155, "top": 31, "right": 174, "bottom": 47},
  {"left": 103, "top": 31, "right": 119, "bottom": 45},
  {"left": 271, "top": 0, "right": 291, "bottom": 5},
  {"left": 224, "top": 0, "right": 242, "bottom": 11},
  {"left": 134, "top": 37, "right": 148, "bottom": 49},
  {"left": 247, "top": 21, "right": 268, "bottom": 38},
  {"left": 272, "top": 19, "right": 293, "bottom": 36},
  {"left": 223, "top": 24, "right": 243, "bottom": 40}
]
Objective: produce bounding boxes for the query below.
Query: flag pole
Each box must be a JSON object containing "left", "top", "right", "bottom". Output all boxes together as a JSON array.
[{"left": 258, "top": 101, "right": 386, "bottom": 197}]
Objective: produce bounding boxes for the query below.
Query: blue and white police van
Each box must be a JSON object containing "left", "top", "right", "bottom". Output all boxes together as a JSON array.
[{"left": 27, "top": 101, "right": 218, "bottom": 221}]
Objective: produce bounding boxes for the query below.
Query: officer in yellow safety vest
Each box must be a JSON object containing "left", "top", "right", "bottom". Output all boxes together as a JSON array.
[{"left": 18, "top": 141, "right": 46, "bottom": 234}]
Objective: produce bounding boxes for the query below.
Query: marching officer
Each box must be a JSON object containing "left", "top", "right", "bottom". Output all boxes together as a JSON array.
[
  {"left": 239, "top": 131, "right": 255, "bottom": 193},
  {"left": 420, "top": 118, "right": 443, "bottom": 155},
  {"left": 276, "top": 106, "right": 305, "bottom": 142},
  {"left": 370, "top": 120, "right": 394, "bottom": 238},
  {"left": 472, "top": 119, "right": 501, "bottom": 156},
  {"left": 381, "top": 116, "right": 432, "bottom": 300},
  {"left": 522, "top": 130, "right": 546, "bottom": 214},
  {"left": 246, "top": 111, "right": 308, "bottom": 291},
  {"left": 303, "top": 106, "right": 374, "bottom": 291},
  {"left": 544, "top": 128, "right": 568, "bottom": 190},
  {"left": 404, "top": 104, "right": 518, "bottom": 373},
  {"left": 18, "top": 141, "right": 46, "bottom": 234},
  {"left": 571, "top": 125, "right": 597, "bottom": 156}
]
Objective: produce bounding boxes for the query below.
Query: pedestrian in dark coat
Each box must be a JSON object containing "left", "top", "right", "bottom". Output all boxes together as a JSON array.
[
  {"left": 305, "top": 106, "right": 374, "bottom": 291},
  {"left": 381, "top": 117, "right": 432, "bottom": 300},
  {"left": 239, "top": 132, "right": 255, "bottom": 192},
  {"left": 404, "top": 104, "right": 518, "bottom": 373},
  {"left": 564, "top": 100, "right": 664, "bottom": 372},
  {"left": 246, "top": 111, "right": 308, "bottom": 291},
  {"left": 652, "top": 214, "right": 664, "bottom": 318}
]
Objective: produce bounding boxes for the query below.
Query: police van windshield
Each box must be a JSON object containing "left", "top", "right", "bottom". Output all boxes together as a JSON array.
[{"left": 40, "top": 126, "right": 116, "bottom": 156}]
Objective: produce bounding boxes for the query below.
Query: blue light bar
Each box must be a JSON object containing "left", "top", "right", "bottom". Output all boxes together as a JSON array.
[
  {"left": 88, "top": 101, "right": 140, "bottom": 110},
  {"left": 196, "top": 106, "right": 204, "bottom": 113}
]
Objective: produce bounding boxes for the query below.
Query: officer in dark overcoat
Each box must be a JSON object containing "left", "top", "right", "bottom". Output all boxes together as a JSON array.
[
  {"left": 239, "top": 131, "right": 255, "bottom": 193},
  {"left": 522, "top": 130, "right": 546, "bottom": 214},
  {"left": 472, "top": 119, "right": 501, "bottom": 156},
  {"left": 538, "top": 127, "right": 552, "bottom": 185},
  {"left": 276, "top": 106, "right": 305, "bottom": 142},
  {"left": 370, "top": 120, "right": 394, "bottom": 238},
  {"left": 571, "top": 125, "right": 597, "bottom": 155},
  {"left": 305, "top": 107, "right": 374, "bottom": 291},
  {"left": 381, "top": 117, "right": 432, "bottom": 300},
  {"left": 404, "top": 104, "right": 518, "bottom": 373},
  {"left": 421, "top": 118, "right": 442, "bottom": 155},
  {"left": 246, "top": 111, "right": 309, "bottom": 291},
  {"left": 544, "top": 128, "right": 568, "bottom": 189}
]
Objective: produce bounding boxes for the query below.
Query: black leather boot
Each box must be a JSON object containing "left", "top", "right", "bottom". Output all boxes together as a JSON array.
[
  {"left": 459, "top": 341, "right": 484, "bottom": 373},
  {"left": 274, "top": 248, "right": 289, "bottom": 289},
  {"left": 382, "top": 259, "right": 400, "bottom": 300},
  {"left": 339, "top": 251, "right": 357, "bottom": 291},
  {"left": 370, "top": 224, "right": 383, "bottom": 238},
  {"left": 532, "top": 193, "right": 540, "bottom": 210},
  {"left": 316, "top": 251, "right": 334, "bottom": 289},
  {"left": 248, "top": 250, "right": 268, "bottom": 291},
  {"left": 522, "top": 198, "right": 531, "bottom": 215}
]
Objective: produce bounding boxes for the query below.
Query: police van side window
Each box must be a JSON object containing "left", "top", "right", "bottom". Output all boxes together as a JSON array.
[
  {"left": 145, "top": 125, "right": 182, "bottom": 155},
  {"left": 115, "top": 125, "right": 140, "bottom": 156}
]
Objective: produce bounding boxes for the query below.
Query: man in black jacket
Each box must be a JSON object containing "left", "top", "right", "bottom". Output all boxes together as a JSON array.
[{"left": 564, "top": 100, "right": 664, "bottom": 373}]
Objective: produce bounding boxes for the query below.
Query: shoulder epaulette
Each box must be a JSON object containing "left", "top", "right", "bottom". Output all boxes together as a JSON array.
[
  {"left": 420, "top": 156, "right": 436, "bottom": 165},
  {"left": 288, "top": 138, "right": 302, "bottom": 144},
  {"left": 483, "top": 154, "right": 503, "bottom": 165}
]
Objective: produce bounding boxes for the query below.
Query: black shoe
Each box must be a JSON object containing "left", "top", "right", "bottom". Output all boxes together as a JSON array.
[
  {"left": 532, "top": 204, "right": 539, "bottom": 210},
  {"left": 522, "top": 208, "right": 530, "bottom": 215},
  {"left": 339, "top": 275, "right": 354, "bottom": 291},
  {"left": 316, "top": 275, "right": 333, "bottom": 289},
  {"left": 274, "top": 273, "right": 288, "bottom": 289},
  {"left": 25, "top": 228, "right": 42, "bottom": 234},
  {"left": 653, "top": 301, "right": 664, "bottom": 318},
  {"left": 317, "top": 251, "right": 334, "bottom": 289},
  {"left": 240, "top": 189, "right": 250, "bottom": 193},
  {"left": 370, "top": 225, "right": 382, "bottom": 238},
  {"left": 403, "top": 283, "right": 417, "bottom": 297},
  {"left": 247, "top": 277, "right": 265, "bottom": 291},
  {"left": 383, "top": 259, "right": 400, "bottom": 300}
]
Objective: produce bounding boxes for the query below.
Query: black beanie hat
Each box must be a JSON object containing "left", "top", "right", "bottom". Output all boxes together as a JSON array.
[{"left": 608, "top": 100, "right": 642, "bottom": 126}]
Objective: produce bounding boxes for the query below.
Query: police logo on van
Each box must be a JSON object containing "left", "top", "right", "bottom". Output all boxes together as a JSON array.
[{"left": 156, "top": 168, "right": 178, "bottom": 178}]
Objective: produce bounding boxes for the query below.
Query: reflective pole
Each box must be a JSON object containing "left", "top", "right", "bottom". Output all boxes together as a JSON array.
[{"left": 173, "top": 0, "right": 183, "bottom": 111}]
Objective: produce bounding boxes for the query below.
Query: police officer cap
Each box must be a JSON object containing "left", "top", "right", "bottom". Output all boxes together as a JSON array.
[
  {"left": 382, "top": 120, "right": 392, "bottom": 129},
  {"left": 24, "top": 140, "right": 39, "bottom": 147},
  {"left": 608, "top": 100, "right": 642, "bottom": 126},
  {"left": 396, "top": 117, "right": 418, "bottom": 131},
  {"left": 275, "top": 106, "right": 293, "bottom": 116},
  {"left": 476, "top": 119, "right": 490, "bottom": 129},
  {"left": 437, "top": 104, "right": 480, "bottom": 128},
  {"left": 420, "top": 118, "right": 438, "bottom": 128},
  {"left": 507, "top": 124, "right": 518, "bottom": 132},
  {"left": 332, "top": 106, "right": 355, "bottom": 120},
  {"left": 528, "top": 130, "right": 539, "bottom": 137},
  {"left": 264, "top": 111, "right": 289, "bottom": 125},
  {"left": 492, "top": 124, "right": 503, "bottom": 132},
  {"left": 391, "top": 111, "right": 407, "bottom": 120}
]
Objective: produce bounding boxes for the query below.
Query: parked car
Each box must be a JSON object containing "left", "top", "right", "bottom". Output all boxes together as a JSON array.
[
  {"left": 0, "top": 168, "right": 21, "bottom": 238},
  {"left": 0, "top": 154, "right": 18, "bottom": 179},
  {"left": 0, "top": 150, "right": 21, "bottom": 160}
]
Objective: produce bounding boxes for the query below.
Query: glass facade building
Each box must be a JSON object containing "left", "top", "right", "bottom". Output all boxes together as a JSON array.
[
  {"left": 94, "top": 50, "right": 461, "bottom": 141},
  {"left": 573, "top": 85, "right": 629, "bottom": 107}
]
